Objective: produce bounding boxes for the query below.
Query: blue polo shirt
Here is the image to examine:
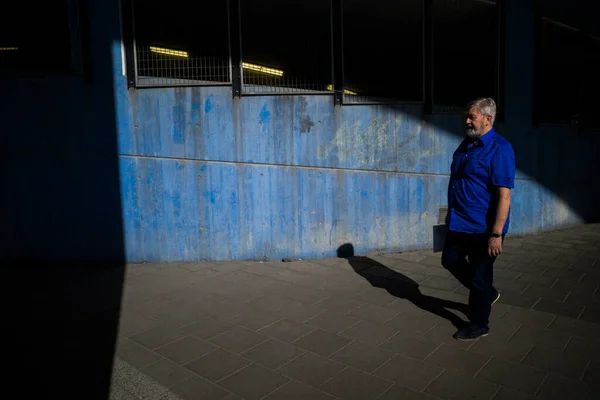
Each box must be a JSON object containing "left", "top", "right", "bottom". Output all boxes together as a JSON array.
[{"left": 447, "top": 128, "right": 516, "bottom": 235}]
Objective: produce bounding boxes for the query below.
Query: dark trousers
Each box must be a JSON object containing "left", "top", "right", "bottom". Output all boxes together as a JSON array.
[{"left": 441, "top": 230, "right": 501, "bottom": 328}]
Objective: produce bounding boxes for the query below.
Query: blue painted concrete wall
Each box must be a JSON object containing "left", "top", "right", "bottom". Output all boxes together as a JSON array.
[
  {"left": 2, "top": 0, "right": 597, "bottom": 264},
  {"left": 113, "top": 0, "right": 600, "bottom": 262}
]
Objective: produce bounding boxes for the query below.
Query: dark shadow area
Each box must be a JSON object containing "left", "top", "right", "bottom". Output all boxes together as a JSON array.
[
  {"left": 1, "top": 1, "right": 125, "bottom": 398},
  {"left": 337, "top": 244, "right": 469, "bottom": 329}
]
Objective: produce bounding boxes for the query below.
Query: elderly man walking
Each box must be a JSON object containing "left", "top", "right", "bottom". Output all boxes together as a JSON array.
[{"left": 442, "top": 97, "right": 516, "bottom": 340}]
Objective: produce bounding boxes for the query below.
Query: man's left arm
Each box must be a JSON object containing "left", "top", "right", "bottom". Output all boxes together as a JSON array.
[
  {"left": 488, "top": 145, "right": 516, "bottom": 257},
  {"left": 489, "top": 187, "right": 511, "bottom": 257}
]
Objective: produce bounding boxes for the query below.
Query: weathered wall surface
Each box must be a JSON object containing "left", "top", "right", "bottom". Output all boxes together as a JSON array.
[
  {"left": 112, "top": 0, "right": 599, "bottom": 262},
  {"left": 115, "top": 84, "right": 598, "bottom": 262}
]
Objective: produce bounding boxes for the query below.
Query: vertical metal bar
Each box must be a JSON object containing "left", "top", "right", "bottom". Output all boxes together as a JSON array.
[
  {"left": 331, "top": 0, "right": 344, "bottom": 106},
  {"left": 577, "top": 27, "right": 589, "bottom": 133},
  {"left": 226, "top": 0, "right": 233, "bottom": 83},
  {"left": 424, "top": 0, "right": 433, "bottom": 114},
  {"left": 496, "top": 0, "right": 506, "bottom": 122},
  {"left": 77, "top": 0, "right": 93, "bottom": 83},
  {"left": 229, "top": 0, "right": 243, "bottom": 97},
  {"left": 120, "top": 0, "right": 137, "bottom": 88},
  {"left": 532, "top": 2, "right": 541, "bottom": 127},
  {"left": 68, "top": 0, "right": 83, "bottom": 74}
]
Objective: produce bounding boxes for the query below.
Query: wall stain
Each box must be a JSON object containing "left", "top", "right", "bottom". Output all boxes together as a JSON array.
[{"left": 298, "top": 96, "right": 314, "bottom": 133}]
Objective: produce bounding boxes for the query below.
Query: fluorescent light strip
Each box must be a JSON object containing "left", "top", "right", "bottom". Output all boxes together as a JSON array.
[
  {"left": 0, "top": 47, "right": 18, "bottom": 51},
  {"left": 149, "top": 46, "right": 188, "bottom": 58},
  {"left": 543, "top": 17, "right": 600, "bottom": 42},
  {"left": 326, "top": 84, "right": 358, "bottom": 95},
  {"left": 242, "top": 62, "right": 284, "bottom": 77}
]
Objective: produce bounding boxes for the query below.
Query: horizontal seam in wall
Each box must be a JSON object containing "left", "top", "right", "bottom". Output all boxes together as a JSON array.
[{"left": 118, "top": 153, "right": 535, "bottom": 181}]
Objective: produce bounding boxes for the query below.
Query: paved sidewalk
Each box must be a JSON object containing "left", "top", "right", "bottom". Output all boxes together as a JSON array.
[{"left": 112, "top": 224, "right": 600, "bottom": 400}]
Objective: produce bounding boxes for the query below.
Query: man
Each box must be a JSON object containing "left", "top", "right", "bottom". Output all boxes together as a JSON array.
[{"left": 442, "top": 97, "right": 516, "bottom": 341}]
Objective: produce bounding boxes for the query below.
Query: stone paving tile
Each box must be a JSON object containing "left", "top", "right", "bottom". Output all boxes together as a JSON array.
[
  {"left": 118, "top": 309, "right": 163, "bottom": 337},
  {"left": 181, "top": 315, "right": 235, "bottom": 340},
  {"left": 262, "top": 380, "right": 335, "bottom": 400},
  {"left": 424, "top": 369, "right": 499, "bottom": 400},
  {"left": 140, "top": 359, "right": 194, "bottom": 389},
  {"left": 566, "top": 289, "right": 600, "bottom": 307},
  {"left": 240, "top": 339, "right": 306, "bottom": 369},
  {"left": 340, "top": 320, "right": 399, "bottom": 347},
  {"left": 494, "top": 290, "right": 539, "bottom": 308},
  {"left": 521, "top": 284, "right": 570, "bottom": 302},
  {"left": 420, "top": 277, "right": 462, "bottom": 292},
  {"left": 184, "top": 349, "right": 250, "bottom": 382},
  {"left": 475, "top": 358, "right": 546, "bottom": 395},
  {"left": 422, "top": 323, "right": 471, "bottom": 349},
  {"left": 536, "top": 373, "right": 599, "bottom": 400},
  {"left": 257, "top": 319, "right": 315, "bottom": 343},
  {"left": 292, "top": 328, "right": 352, "bottom": 357},
  {"left": 468, "top": 336, "right": 533, "bottom": 364},
  {"left": 305, "top": 310, "right": 361, "bottom": 334},
  {"left": 563, "top": 255, "right": 597, "bottom": 268},
  {"left": 217, "top": 364, "right": 289, "bottom": 400},
  {"left": 494, "top": 278, "right": 531, "bottom": 293},
  {"left": 155, "top": 336, "right": 218, "bottom": 365},
  {"left": 319, "top": 367, "right": 393, "bottom": 400},
  {"left": 329, "top": 340, "right": 395, "bottom": 373},
  {"left": 542, "top": 267, "right": 585, "bottom": 280},
  {"left": 564, "top": 336, "right": 600, "bottom": 361},
  {"left": 579, "top": 305, "right": 600, "bottom": 324},
  {"left": 501, "top": 306, "right": 555, "bottom": 328},
  {"left": 346, "top": 303, "right": 400, "bottom": 324},
  {"left": 489, "top": 303, "right": 513, "bottom": 323},
  {"left": 274, "top": 302, "right": 326, "bottom": 323},
  {"left": 555, "top": 276, "right": 600, "bottom": 293},
  {"left": 546, "top": 316, "right": 600, "bottom": 341},
  {"left": 115, "top": 224, "right": 600, "bottom": 400},
  {"left": 532, "top": 298, "right": 584, "bottom": 319},
  {"left": 379, "top": 334, "right": 441, "bottom": 360},
  {"left": 374, "top": 354, "right": 443, "bottom": 392},
  {"left": 208, "top": 326, "right": 270, "bottom": 354},
  {"left": 378, "top": 385, "right": 439, "bottom": 400},
  {"left": 582, "top": 361, "right": 600, "bottom": 390},
  {"left": 170, "top": 376, "right": 231, "bottom": 400},
  {"left": 277, "top": 352, "right": 346, "bottom": 387},
  {"left": 492, "top": 387, "right": 533, "bottom": 400},
  {"left": 116, "top": 335, "right": 137, "bottom": 353},
  {"left": 354, "top": 287, "right": 398, "bottom": 306},
  {"left": 521, "top": 346, "right": 589, "bottom": 380},
  {"left": 117, "top": 340, "right": 164, "bottom": 369},
  {"left": 510, "top": 325, "right": 571, "bottom": 350},
  {"left": 313, "top": 296, "right": 366, "bottom": 313},
  {"left": 494, "top": 268, "right": 522, "bottom": 280},
  {"left": 194, "top": 295, "right": 253, "bottom": 320},
  {"left": 384, "top": 313, "right": 440, "bottom": 337},
  {"left": 227, "top": 308, "right": 283, "bottom": 330},
  {"left": 515, "top": 271, "right": 556, "bottom": 285},
  {"left": 424, "top": 344, "right": 490, "bottom": 375}
]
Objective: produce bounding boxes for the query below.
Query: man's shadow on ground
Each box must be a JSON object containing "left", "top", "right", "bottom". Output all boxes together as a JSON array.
[{"left": 337, "top": 243, "right": 469, "bottom": 329}]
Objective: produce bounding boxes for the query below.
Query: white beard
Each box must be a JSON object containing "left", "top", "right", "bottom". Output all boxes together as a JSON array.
[{"left": 466, "top": 127, "right": 481, "bottom": 139}]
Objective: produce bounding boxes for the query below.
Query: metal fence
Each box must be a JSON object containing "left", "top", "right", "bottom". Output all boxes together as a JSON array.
[
  {"left": 241, "top": 62, "right": 330, "bottom": 94},
  {"left": 126, "top": 0, "right": 503, "bottom": 108},
  {"left": 135, "top": 45, "right": 231, "bottom": 87}
]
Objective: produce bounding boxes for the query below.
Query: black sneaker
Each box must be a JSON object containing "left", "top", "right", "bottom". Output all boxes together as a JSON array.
[{"left": 453, "top": 325, "right": 489, "bottom": 341}]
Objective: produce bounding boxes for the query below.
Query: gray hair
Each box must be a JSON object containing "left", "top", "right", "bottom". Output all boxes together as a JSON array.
[{"left": 466, "top": 97, "right": 497, "bottom": 126}]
